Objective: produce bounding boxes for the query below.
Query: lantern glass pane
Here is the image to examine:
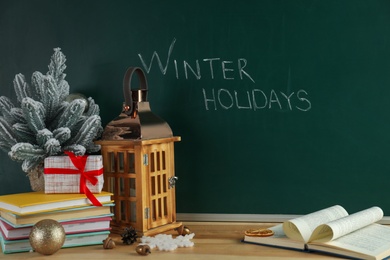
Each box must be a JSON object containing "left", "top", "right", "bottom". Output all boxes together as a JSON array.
[
  {"left": 157, "top": 175, "right": 161, "bottom": 194},
  {"left": 158, "top": 198, "right": 162, "bottom": 219},
  {"left": 111, "top": 205, "right": 116, "bottom": 221},
  {"left": 151, "top": 176, "right": 156, "bottom": 196},
  {"left": 129, "top": 178, "right": 136, "bottom": 197},
  {"left": 163, "top": 174, "right": 167, "bottom": 193},
  {"left": 150, "top": 152, "right": 155, "bottom": 172},
  {"left": 152, "top": 199, "right": 156, "bottom": 221},
  {"left": 162, "top": 151, "right": 166, "bottom": 170},
  {"left": 120, "top": 200, "right": 126, "bottom": 221},
  {"left": 109, "top": 152, "right": 115, "bottom": 172},
  {"left": 164, "top": 196, "right": 168, "bottom": 217},
  {"left": 118, "top": 152, "right": 124, "bottom": 172},
  {"left": 127, "top": 153, "right": 135, "bottom": 173},
  {"left": 108, "top": 177, "right": 115, "bottom": 193},
  {"left": 157, "top": 151, "right": 161, "bottom": 171},
  {"left": 119, "top": 177, "right": 125, "bottom": 196},
  {"left": 130, "top": 201, "right": 136, "bottom": 222}
]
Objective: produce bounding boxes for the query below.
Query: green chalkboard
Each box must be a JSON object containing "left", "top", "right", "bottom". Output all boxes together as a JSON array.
[{"left": 1, "top": 0, "right": 390, "bottom": 216}]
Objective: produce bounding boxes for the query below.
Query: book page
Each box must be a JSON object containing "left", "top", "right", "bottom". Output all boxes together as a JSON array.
[
  {"left": 309, "top": 206, "right": 383, "bottom": 242},
  {"left": 283, "top": 205, "right": 348, "bottom": 243},
  {"left": 309, "top": 223, "right": 390, "bottom": 259}
]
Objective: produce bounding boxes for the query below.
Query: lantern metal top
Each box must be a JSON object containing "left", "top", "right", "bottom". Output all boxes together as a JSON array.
[{"left": 101, "top": 67, "right": 173, "bottom": 140}]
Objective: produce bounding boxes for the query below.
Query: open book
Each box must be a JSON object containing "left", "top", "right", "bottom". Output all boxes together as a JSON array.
[{"left": 243, "top": 205, "right": 390, "bottom": 260}]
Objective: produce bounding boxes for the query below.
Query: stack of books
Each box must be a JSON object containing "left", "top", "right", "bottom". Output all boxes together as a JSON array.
[{"left": 0, "top": 191, "right": 114, "bottom": 254}]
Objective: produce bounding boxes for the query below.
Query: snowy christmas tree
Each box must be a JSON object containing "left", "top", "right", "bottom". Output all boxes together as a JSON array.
[{"left": 0, "top": 48, "right": 102, "bottom": 191}]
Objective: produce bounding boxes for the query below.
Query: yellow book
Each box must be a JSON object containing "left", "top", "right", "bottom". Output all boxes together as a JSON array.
[
  {"left": 0, "top": 191, "right": 113, "bottom": 215},
  {"left": 0, "top": 204, "right": 113, "bottom": 226}
]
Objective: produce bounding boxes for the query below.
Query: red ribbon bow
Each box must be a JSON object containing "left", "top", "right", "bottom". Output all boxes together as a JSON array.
[{"left": 44, "top": 151, "right": 103, "bottom": 206}]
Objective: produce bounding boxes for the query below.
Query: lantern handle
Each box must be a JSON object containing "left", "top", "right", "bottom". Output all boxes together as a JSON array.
[{"left": 122, "top": 67, "right": 148, "bottom": 117}]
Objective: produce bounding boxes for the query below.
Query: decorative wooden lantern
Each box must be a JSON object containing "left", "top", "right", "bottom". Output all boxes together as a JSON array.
[{"left": 96, "top": 67, "right": 183, "bottom": 236}]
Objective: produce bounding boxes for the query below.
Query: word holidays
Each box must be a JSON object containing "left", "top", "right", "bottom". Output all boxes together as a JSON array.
[{"left": 203, "top": 88, "right": 311, "bottom": 111}]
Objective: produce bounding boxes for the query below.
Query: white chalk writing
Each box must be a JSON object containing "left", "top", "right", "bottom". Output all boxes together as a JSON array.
[
  {"left": 202, "top": 88, "right": 311, "bottom": 111},
  {"left": 138, "top": 38, "right": 312, "bottom": 112}
]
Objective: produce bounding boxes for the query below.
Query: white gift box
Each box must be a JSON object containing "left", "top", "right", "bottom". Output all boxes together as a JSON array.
[{"left": 44, "top": 154, "right": 104, "bottom": 194}]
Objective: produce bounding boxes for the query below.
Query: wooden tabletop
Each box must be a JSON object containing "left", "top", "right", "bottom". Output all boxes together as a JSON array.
[{"left": 0, "top": 222, "right": 340, "bottom": 259}]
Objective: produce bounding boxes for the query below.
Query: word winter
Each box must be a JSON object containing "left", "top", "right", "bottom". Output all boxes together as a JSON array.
[{"left": 138, "top": 38, "right": 255, "bottom": 82}]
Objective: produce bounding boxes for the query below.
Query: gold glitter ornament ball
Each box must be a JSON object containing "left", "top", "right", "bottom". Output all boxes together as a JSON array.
[{"left": 29, "top": 219, "right": 66, "bottom": 255}]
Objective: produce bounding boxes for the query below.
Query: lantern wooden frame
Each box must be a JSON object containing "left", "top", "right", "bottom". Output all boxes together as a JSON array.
[{"left": 97, "top": 136, "right": 182, "bottom": 236}]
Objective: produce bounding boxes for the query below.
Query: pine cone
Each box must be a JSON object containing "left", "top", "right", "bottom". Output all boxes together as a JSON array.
[{"left": 121, "top": 227, "right": 138, "bottom": 245}]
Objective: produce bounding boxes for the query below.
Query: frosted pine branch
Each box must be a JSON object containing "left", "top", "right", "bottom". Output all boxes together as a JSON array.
[
  {"left": 86, "top": 143, "right": 101, "bottom": 153},
  {"left": 13, "top": 73, "right": 31, "bottom": 104},
  {"left": 12, "top": 123, "right": 35, "bottom": 143},
  {"left": 63, "top": 144, "right": 86, "bottom": 156},
  {"left": 0, "top": 96, "right": 15, "bottom": 124},
  {"left": 9, "top": 143, "right": 45, "bottom": 162},
  {"left": 58, "top": 80, "right": 70, "bottom": 101},
  {"left": 47, "top": 47, "right": 67, "bottom": 84},
  {"left": 41, "top": 75, "right": 60, "bottom": 121},
  {"left": 54, "top": 99, "right": 86, "bottom": 131},
  {"left": 0, "top": 117, "right": 18, "bottom": 149},
  {"left": 0, "top": 141, "right": 10, "bottom": 153},
  {"left": 67, "top": 115, "right": 101, "bottom": 148},
  {"left": 52, "top": 127, "right": 71, "bottom": 144},
  {"left": 31, "top": 71, "right": 45, "bottom": 101},
  {"left": 10, "top": 108, "right": 26, "bottom": 124},
  {"left": 36, "top": 128, "right": 53, "bottom": 147},
  {"left": 22, "top": 157, "right": 43, "bottom": 173},
  {"left": 84, "top": 97, "right": 100, "bottom": 117},
  {"left": 44, "top": 138, "right": 61, "bottom": 156},
  {"left": 21, "top": 98, "right": 46, "bottom": 133}
]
